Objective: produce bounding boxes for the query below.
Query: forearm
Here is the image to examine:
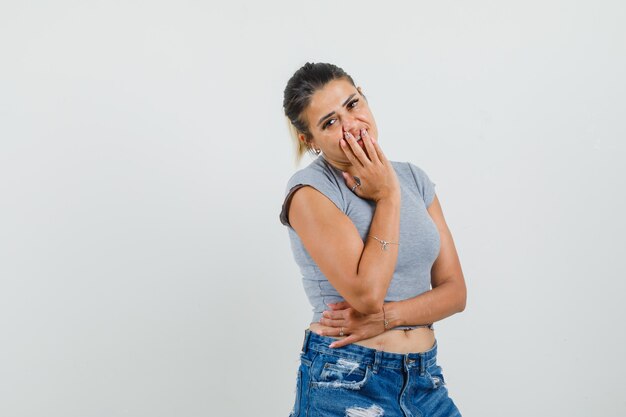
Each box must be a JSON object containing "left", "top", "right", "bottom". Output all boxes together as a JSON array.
[
  {"left": 353, "top": 195, "right": 401, "bottom": 313},
  {"left": 383, "top": 279, "right": 466, "bottom": 327}
]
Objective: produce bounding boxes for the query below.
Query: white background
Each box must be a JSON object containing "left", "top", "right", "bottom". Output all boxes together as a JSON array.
[{"left": 1, "top": 1, "right": 625, "bottom": 416}]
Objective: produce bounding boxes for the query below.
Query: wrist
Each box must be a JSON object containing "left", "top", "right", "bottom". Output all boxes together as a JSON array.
[
  {"left": 381, "top": 305, "right": 389, "bottom": 331},
  {"left": 383, "top": 302, "right": 403, "bottom": 328},
  {"left": 376, "top": 192, "right": 401, "bottom": 205}
]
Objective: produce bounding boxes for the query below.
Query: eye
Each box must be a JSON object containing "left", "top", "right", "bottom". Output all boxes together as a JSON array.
[
  {"left": 322, "top": 118, "right": 336, "bottom": 129},
  {"left": 321, "top": 99, "right": 359, "bottom": 130}
]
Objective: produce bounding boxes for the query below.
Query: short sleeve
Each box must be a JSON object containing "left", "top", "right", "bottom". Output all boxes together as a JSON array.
[
  {"left": 279, "top": 169, "right": 344, "bottom": 229},
  {"left": 407, "top": 162, "right": 437, "bottom": 208}
]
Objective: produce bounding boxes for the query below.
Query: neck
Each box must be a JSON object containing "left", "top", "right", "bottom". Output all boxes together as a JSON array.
[{"left": 321, "top": 156, "right": 359, "bottom": 177}]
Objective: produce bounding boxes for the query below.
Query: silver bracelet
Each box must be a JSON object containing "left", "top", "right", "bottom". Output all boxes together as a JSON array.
[
  {"left": 382, "top": 305, "right": 389, "bottom": 330},
  {"left": 368, "top": 235, "right": 400, "bottom": 251}
]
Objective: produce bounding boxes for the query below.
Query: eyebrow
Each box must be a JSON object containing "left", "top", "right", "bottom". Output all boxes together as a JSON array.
[{"left": 316, "top": 93, "right": 357, "bottom": 127}]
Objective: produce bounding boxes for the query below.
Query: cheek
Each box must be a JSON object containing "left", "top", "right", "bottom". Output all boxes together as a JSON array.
[
  {"left": 327, "top": 127, "right": 343, "bottom": 142},
  {"left": 365, "top": 112, "right": 376, "bottom": 129},
  {"left": 357, "top": 108, "right": 373, "bottom": 121},
  {"left": 317, "top": 131, "right": 342, "bottom": 148}
]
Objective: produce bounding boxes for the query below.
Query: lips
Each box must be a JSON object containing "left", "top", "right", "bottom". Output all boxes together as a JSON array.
[
  {"left": 341, "top": 130, "right": 368, "bottom": 153},
  {"left": 354, "top": 133, "right": 366, "bottom": 152}
]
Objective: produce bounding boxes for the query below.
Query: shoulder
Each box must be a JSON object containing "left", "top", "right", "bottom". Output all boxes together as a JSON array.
[
  {"left": 280, "top": 157, "right": 345, "bottom": 228},
  {"left": 284, "top": 156, "right": 341, "bottom": 192}
]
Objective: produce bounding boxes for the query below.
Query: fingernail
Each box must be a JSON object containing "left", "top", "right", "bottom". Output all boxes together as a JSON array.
[{"left": 329, "top": 343, "right": 336, "bottom": 348}]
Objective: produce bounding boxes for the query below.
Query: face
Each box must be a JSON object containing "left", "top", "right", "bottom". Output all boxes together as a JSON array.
[{"left": 299, "top": 78, "right": 378, "bottom": 167}]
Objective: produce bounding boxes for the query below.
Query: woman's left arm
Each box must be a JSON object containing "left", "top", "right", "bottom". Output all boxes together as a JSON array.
[
  {"left": 317, "top": 194, "right": 466, "bottom": 347},
  {"left": 385, "top": 193, "right": 467, "bottom": 327}
]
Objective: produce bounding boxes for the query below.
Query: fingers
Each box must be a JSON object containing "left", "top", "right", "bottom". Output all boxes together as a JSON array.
[
  {"left": 367, "top": 129, "right": 389, "bottom": 164},
  {"left": 322, "top": 309, "right": 345, "bottom": 320},
  {"left": 315, "top": 325, "right": 346, "bottom": 338},
  {"left": 341, "top": 131, "right": 370, "bottom": 166},
  {"left": 341, "top": 171, "right": 362, "bottom": 195},
  {"left": 339, "top": 136, "right": 362, "bottom": 168},
  {"left": 360, "top": 129, "right": 381, "bottom": 164},
  {"left": 328, "top": 301, "right": 350, "bottom": 310},
  {"left": 341, "top": 128, "right": 388, "bottom": 170},
  {"left": 329, "top": 334, "right": 360, "bottom": 349},
  {"left": 319, "top": 316, "right": 344, "bottom": 327}
]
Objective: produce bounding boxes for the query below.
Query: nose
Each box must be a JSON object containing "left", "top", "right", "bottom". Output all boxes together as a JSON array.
[{"left": 341, "top": 115, "right": 362, "bottom": 138}]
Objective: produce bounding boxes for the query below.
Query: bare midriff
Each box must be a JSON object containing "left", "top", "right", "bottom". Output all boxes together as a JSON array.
[{"left": 308, "top": 322, "right": 436, "bottom": 354}]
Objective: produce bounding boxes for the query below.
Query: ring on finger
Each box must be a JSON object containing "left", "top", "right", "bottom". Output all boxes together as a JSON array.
[{"left": 339, "top": 327, "right": 344, "bottom": 337}]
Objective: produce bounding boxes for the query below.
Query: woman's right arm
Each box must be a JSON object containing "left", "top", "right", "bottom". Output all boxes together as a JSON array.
[{"left": 287, "top": 129, "right": 400, "bottom": 315}]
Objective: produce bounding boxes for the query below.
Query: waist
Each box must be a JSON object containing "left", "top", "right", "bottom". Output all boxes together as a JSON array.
[
  {"left": 308, "top": 322, "right": 436, "bottom": 354},
  {"left": 300, "top": 329, "right": 439, "bottom": 370}
]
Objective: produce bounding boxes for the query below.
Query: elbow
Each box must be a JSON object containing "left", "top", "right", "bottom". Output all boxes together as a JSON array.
[
  {"left": 457, "top": 297, "right": 466, "bottom": 313},
  {"left": 360, "top": 301, "right": 384, "bottom": 315},
  {"left": 456, "top": 283, "right": 467, "bottom": 312},
  {"left": 355, "top": 292, "right": 385, "bottom": 315}
]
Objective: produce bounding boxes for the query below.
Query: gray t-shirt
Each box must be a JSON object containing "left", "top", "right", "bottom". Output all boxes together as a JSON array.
[{"left": 279, "top": 156, "right": 440, "bottom": 330}]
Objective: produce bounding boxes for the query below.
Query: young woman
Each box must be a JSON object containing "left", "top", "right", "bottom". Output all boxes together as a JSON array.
[{"left": 280, "top": 62, "right": 466, "bottom": 417}]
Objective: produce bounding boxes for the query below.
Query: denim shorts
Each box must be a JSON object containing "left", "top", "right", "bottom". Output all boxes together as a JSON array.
[{"left": 289, "top": 329, "right": 462, "bottom": 417}]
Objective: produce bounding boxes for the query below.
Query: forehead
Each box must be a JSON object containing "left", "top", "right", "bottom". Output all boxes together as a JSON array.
[{"left": 305, "top": 78, "right": 358, "bottom": 118}]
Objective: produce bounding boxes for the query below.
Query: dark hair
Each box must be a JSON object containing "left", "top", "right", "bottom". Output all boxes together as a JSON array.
[{"left": 283, "top": 62, "right": 356, "bottom": 162}]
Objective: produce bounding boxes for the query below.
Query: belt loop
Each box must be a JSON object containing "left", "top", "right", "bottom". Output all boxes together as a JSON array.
[
  {"left": 372, "top": 350, "right": 382, "bottom": 374},
  {"left": 301, "top": 329, "right": 311, "bottom": 354},
  {"left": 419, "top": 352, "right": 426, "bottom": 376}
]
